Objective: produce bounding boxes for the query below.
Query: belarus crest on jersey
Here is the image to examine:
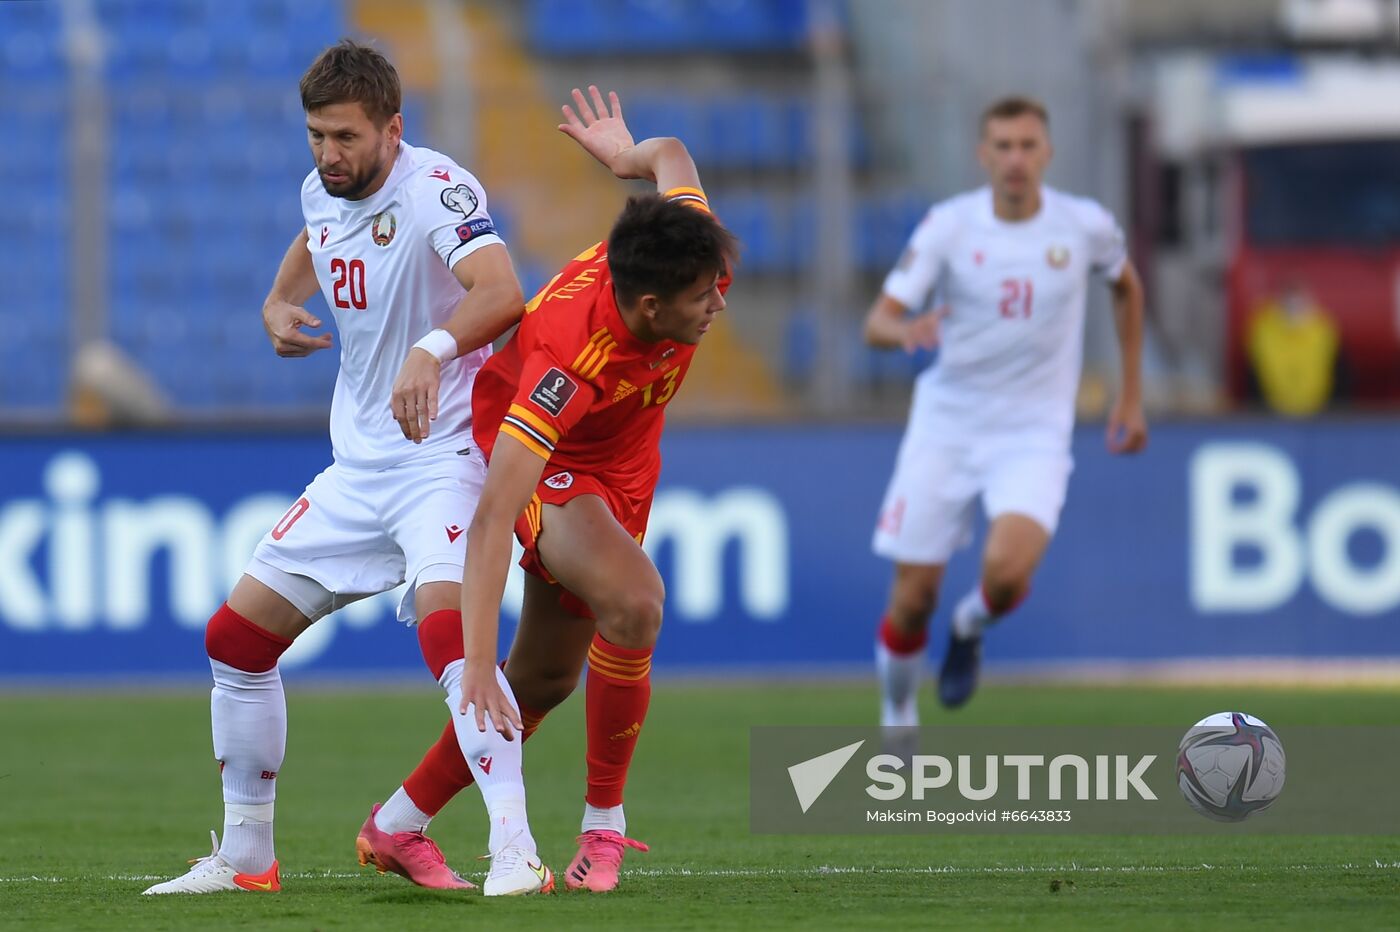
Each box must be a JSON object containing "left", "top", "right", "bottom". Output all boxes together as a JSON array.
[
  {"left": 1046, "top": 245, "right": 1071, "bottom": 269},
  {"left": 371, "top": 211, "right": 397, "bottom": 247}
]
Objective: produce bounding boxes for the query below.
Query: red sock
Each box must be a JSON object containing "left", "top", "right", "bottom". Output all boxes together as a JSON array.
[
  {"left": 584, "top": 634, "right": 652, "bottom": 809},
  {"left": 416, "top": 609, "right": 464, "bottom": 680},
  {"left": 520, "top": 704, "right": 547, "bottom": 742},
  {"left": 404, "top": 721, "right": 473, "bottom": 816},
  {"left": 878, "top": 615, "right": 927, "bottom": 656},
  {"left": 205, "top": 602, "right": 293, "bottom": 672}
]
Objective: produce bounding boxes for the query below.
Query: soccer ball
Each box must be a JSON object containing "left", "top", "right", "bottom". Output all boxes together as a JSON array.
[{"left": 1176, "top": 712, "right": 1286, "bottom": 822}]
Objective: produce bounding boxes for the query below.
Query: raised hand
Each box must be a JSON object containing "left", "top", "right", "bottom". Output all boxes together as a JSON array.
[
  {"left": 557, "top": 85, "right": 642, "bottom": 179},
  {"left": 263, "top": 300, "right": 333, "bottom": 357}
]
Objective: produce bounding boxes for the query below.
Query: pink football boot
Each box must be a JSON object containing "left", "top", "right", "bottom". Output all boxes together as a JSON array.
[
  {"left": 564, "top": 830, "right": 649, "bottom": 893},
  {"left": 355, "top": 803, "right": 475, "bottom": 890}
]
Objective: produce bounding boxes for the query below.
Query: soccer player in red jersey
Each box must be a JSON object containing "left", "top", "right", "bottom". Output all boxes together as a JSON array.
[{"left": 387, "top": 85, "right": 734, "bottom": 893}]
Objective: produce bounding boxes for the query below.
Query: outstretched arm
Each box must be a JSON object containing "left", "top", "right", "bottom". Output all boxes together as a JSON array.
[
  {"left": 863, "top": 293, "right": 945, "bottom": 353},
  {"left": 456, "top": 434, "right": 548, "bottom": 738},
  {"left": 557, "top": 85, "right": 702, "bottom": 194}
]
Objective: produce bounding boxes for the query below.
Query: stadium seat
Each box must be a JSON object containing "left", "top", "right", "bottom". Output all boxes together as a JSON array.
[
  {"left": 0, "top": 0, "right": 53, "bottom": 30},
  {"left": 1, "top": 28, "right": 65, "bottom": 83},
  {"left": 698, "top": 0, "right": 807, "bottom": 50},
  {"left": 528, "top": 0, "right": 613, "bottom": 53},
  {"left": 711, "top": 195, "right": 780, "bottom": 272},
  {"left": 526, "top": 0, "right": 817, "bottom": 53},
  {"left": 621, "top": 92, "right": 831, "bottom": 171},
  {"left": 781, "top": 309, "right": 820, "bottom": 385}
]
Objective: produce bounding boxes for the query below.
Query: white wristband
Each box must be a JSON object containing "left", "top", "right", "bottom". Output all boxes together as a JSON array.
[{"left": 413, "top": 328, "right": 458, "bottom": 364}]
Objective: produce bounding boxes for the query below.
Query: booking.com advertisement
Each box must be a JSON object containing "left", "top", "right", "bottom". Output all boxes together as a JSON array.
[{"left": 2, "top": 421, "right": 1399, "bottom": 679}]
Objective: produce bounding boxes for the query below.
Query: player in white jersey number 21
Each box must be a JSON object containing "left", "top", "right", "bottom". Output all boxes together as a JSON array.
[
  {"left": 143, "top": 41, "right": 553, "bottom": 898},
  {"left": 864, "top": 96, "right": 1147, "bottom": 724}
]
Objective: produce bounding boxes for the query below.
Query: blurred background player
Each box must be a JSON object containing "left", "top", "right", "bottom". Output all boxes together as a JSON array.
[
  {"left": 387, "top": 85, "right": 733, "bottom": 894},
  {"left": 143, "top": 40, "right": 551, "bottom": 897},
  {"left": 863, "top": 96, "right": 1147, "bottom": 723}
]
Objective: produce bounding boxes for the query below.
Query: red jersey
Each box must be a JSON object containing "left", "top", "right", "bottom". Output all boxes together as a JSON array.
[{"left": 472, "top": 187, "right": 725, "bottom": 509}]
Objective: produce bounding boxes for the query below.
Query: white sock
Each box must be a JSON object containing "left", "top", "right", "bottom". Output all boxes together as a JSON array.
[
  {"left": 441, "top": 660, "right": 536, "bottom": 854},
  {"left": 952, "top": 587, "right": 993, "bottom": 641},
  {"left": 375, "top": 786, "right": 432, "bottom": 835},
  {"left": 876, "top": 641, "right": 923, "bottom": 728},
  {"left": 581, "top": 802, "right": 626, "bottom": 836},
  {"left": 210, "top": 659, "right": 284, "bottom": 874}
]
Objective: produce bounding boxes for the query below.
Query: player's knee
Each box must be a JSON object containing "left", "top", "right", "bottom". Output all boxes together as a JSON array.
[
  {"left": 980, "top": 565, "right": 1030, "bottom": 614},
  {"left": 889, "top": 583, "right": 939, "bottom": 629},
  {"left": 205, "top": 603, "right": 292, "bottom": 673},
  {"left": 597, "top": 587, "right": 664, "bottom": 648},
  {"left": 982, "top": 534, "right": 1040, "bottom": 602},
  {"left": 519, "top": 669, "right": 580, "bottom": 712},
  {"left": 504, "top": 654, "right": 583, "bottom": 711}
]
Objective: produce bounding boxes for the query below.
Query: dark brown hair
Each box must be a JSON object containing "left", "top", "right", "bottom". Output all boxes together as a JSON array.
[
  {"left": 607, "top": 195, "right": 738, "bottom": 306},
  {"left": 299, "top": 39, "right": 401, "bottom": 127},
  {"left": 980, "top": 96, "right": 1049, "bottom": 134}
]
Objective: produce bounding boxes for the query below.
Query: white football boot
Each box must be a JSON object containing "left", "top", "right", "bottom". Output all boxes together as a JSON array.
[
  {"left": 142, "top": 831, "right": 281, "bottom": 895},
  {"left": 482, "top": 840, "right": 554, "bottom": 896}
]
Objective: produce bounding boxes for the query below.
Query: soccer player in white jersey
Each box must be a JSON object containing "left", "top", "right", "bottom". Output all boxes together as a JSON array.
[
  {"left": 144, "top": 40, "right": 552, "bottom": 897},
  {"left": 864, "top": 97, "right": 1147, "bottom": 722}
]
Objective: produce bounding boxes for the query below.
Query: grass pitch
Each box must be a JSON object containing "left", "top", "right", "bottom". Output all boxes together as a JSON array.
[{"left": 3, "top": 681, "right": 1398, "bottom": 930}]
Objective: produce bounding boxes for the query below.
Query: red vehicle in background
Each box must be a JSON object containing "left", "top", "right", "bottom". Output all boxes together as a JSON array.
[
  {"left": 1228, "top": 136, "right": 1400, "bottom": 403},
  {"left": 1146, "top": 57, "right": 1400, "bottom": 407}
]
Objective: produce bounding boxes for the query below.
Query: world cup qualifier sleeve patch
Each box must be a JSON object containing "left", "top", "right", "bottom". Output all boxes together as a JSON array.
[{"left": 528, "top": 368, "right": 578, "bottom": 417}]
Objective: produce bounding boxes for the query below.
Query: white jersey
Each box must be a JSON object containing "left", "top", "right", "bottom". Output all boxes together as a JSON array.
[
  {"left": 882, "top": 185, "right": 1126, "bottom": 446},
  {"left": 301, "top": 141, "right": 505, "bottom": 469}
]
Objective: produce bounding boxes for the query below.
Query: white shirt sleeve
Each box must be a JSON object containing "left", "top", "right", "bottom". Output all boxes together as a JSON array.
[
  {"left": 882, "top": 204, "right": 953, "bottom": 310},
  {"left": 299, "top": 169, "right": 320, "bottom": 246},
  {"left": 1078, "top": 197, "right": 1128, "bottom": 282},
  {"left": 417, "top": 166, "right": 507, "bottom": 271}
]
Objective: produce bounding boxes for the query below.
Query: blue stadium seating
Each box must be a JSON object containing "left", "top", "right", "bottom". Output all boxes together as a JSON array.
[
  {"left": 710, "top": 195, "right": 781, "bottom": 271},
  {"left": 0, "top": 0, "right": 886, "bottom": 417},
  {"left": 0, "top": 0, "right": 424, "bottom": 415},
  {"left": 607, "top": 90, "right": 868, "bottom": 173},
  {"left": 92, "top": 0, "right": 348, "bottom": 410},
  {"left": 527, "top": 0, "right": 815, "bottom": 54},
  {"left": 0, "top": 1, "right": 68, "bottom": 412},
  {"left": 780, "top": 311, "right": 934, "bottom": 390},
  {"left": 711, "top": 188, "right": 926, "bottom": 274}
]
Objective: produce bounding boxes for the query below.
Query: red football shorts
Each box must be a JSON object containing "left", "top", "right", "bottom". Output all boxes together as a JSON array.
[{"left": 514, "top": 468, "right": 652, "bottom": 619}]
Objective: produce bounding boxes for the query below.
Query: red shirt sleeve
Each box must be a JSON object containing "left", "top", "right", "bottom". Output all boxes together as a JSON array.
[{"left": 497, "top": 349, "right": 599, "bottom": 460}]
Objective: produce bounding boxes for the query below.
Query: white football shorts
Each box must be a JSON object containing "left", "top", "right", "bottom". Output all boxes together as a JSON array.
[
  {"left": 247, "top": 448, "right": 485, "bottom": 623},
  {"left": 871, "top": 433, "right": 1072, "bottom": 565}
]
